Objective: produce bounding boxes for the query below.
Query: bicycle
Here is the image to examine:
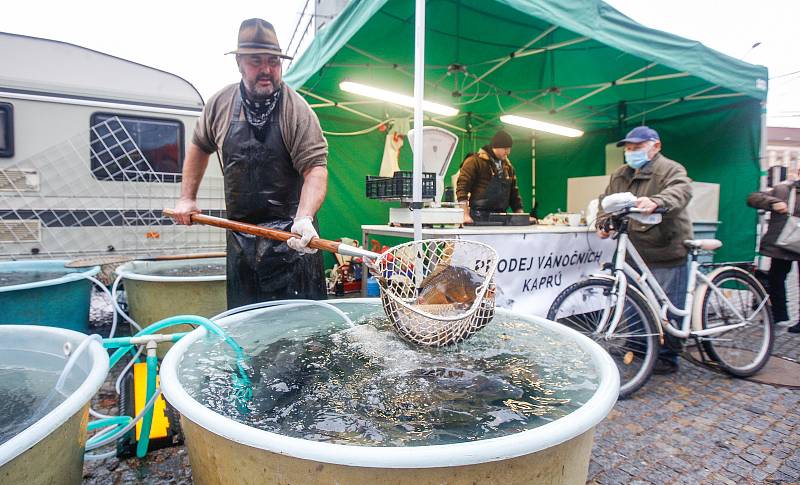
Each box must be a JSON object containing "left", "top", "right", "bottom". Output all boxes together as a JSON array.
[{"left": 547, "top": 205, "right": 774, "bottom": 398}]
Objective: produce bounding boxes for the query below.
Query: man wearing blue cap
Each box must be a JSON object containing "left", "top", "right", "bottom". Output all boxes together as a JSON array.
[{"left": 598, "top": 126, "right": 693, "bottom": 374}]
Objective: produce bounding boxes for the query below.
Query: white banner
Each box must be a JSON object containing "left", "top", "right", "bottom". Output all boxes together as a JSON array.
[{"left": 462, "top": 231, "right": 616, "bottom": 317}]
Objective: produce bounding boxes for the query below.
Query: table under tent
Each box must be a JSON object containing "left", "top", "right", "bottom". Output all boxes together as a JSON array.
[{"left": 284, "top": 0, "right": 768, "bottom": 264}]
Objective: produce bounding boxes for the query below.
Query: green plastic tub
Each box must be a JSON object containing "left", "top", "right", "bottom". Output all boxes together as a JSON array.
[
  {"left": 0, "top": 260, "right": 100, "bottom": 333},
  {"left": 115, "top": 258, "right": 226, "bottom": 354}
]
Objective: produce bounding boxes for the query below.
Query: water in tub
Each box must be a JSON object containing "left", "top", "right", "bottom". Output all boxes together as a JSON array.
[
  {"left": 0, "top": 270, "right": 73, "bottom": 287},
  {"left": 179, "top": 303, "right": 600, "bottom": 446},
  {"left": 141, "top": 263, "right": 226, "bottom": 278},
  {"left": 0, "top": 350, "right": 84, "bottom": 445}
]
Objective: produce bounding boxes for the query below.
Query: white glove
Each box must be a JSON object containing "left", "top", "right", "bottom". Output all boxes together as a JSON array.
[{"left": 287, "top": 216, "right": 318, "bottom": 254}]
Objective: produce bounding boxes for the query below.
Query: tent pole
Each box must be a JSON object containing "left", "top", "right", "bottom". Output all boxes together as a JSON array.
[
  {"left": 298, "top": 88, "right": 382, "bottom": 122},
  {"left": 461, "top": 25, "right": 558, "bottom": 93},
  {"left": 531, "top": 132, "right": 536, "bottom": 217},
  {"left": 344, "top": 44, "right": 450, "bottom": 99},
  {"left": 759, "top": 102, "right": 768, "bottom": 191},
  {"left": 512, "top": 36, "right": 591, "bottom": 59},
  {"left": 623, "top": 85, "right": 719, "bottom": 122},
  {"left": 684, "top": 93, "right": 746, "bottom": 101},
  {"left": 756, "top": 101, "right": 768, "bottom": 267},
  {"left": 412, "top": 0, "right": 426, "bottom": 243},
  {"left": 617, "top": 71, "right": 690, "bottom": 85}
]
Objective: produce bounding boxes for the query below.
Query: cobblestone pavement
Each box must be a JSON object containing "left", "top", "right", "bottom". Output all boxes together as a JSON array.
[{"left": 82, "top": 287, "right": 800, "bottom": 484}]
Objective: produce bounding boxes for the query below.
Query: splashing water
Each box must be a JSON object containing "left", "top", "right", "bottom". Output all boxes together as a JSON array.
[{"left": 178, "top": 303, "right": 599, "bottom": 447}]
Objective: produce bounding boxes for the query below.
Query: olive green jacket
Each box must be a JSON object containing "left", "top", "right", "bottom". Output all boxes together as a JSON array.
[{"left": 600, "top": 152, "right": 693, "bottom": 267}]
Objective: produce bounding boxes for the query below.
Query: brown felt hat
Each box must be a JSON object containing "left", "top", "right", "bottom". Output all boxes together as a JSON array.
[{"left": 226, "top": 18, "right": 293, "bottom": 59}]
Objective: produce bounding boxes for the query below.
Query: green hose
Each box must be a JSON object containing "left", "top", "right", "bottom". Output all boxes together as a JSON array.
[
  {"left": 86, "top": 416, "right": 132, "bottom": 447},
  {"left": 107, "top": 314, "right": 251, "bottom": 388},
  {"left": 90, "top": 315, "right": 251, "bottom": 457}
]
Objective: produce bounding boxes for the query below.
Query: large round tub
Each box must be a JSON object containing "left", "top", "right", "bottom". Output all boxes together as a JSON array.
[
  {"left": 161, "top": 299, "right": 619, "bottom": 485},
  {"left": 0, "top": 260, "right": 100, "bottom": 332},
  {"left": 116, "top": 258, "right": 226, "bottom": 351},
  {"left": 0, "top": 325, "right": 109, "bottom": 484}
]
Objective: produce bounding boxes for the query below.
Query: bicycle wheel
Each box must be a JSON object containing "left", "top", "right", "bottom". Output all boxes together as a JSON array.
[
  {"left": 548, "top": 277, "right": 660, "bottom": 399},
  {"left": 698, "top": 268, "right": 773, "bottom": 377}
]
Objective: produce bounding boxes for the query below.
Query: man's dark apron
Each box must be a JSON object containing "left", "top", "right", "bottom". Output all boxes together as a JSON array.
[
  {"left": 222, "top": 94, "right": 326, "bottom": 309},
  {"left": 470, "top": 157, "right": 512, "bottom": 221}
]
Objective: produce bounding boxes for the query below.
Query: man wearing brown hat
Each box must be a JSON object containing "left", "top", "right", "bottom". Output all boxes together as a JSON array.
[
  {"left": 171, "top": 18, "right": 328, "bottom": 308},
  {"left": 456, "top": 130, "right": 525, "bottom": 224}
]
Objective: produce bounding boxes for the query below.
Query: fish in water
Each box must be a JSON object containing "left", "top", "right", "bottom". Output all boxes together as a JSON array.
[
  {"left": 416, "top": 265, "right": 484, "bottom": 307},
  {"left": 407, "top": 367, "right": 524, "bottom": 402}
]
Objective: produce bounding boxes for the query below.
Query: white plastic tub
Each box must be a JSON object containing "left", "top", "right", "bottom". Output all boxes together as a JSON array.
[
  {"left": 161, "top": 299, "right": 619, "bottom": 484},
  {"left": 0, "top": 325, "right": 109, "bottom": 484}
]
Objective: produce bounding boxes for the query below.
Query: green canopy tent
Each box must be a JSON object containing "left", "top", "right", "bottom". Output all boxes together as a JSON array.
[{"left": 285, "top": 0, "right": 768, "bottom": 263}]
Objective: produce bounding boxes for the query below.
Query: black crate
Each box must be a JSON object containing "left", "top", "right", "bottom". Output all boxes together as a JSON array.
[
  {"left": 365, "top": 171, "right": 436, "bottom": 200},
  {"left": 365, "top": 175, "right": 393, "bottom": 198}
]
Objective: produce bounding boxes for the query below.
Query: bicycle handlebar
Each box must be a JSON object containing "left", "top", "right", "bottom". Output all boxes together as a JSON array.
[{"left": 623, "top": 207, "right": 668, "bottom": 215}]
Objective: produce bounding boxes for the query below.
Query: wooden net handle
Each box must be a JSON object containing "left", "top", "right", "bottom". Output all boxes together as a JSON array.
[{"left": 163, "top": 209, "right": 342, "bottom": 255}]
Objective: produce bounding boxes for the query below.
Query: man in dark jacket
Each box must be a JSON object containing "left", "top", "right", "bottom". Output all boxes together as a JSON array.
[
  {"left": 456, "top": 130, "right": 525, "bottom": 224},
  {"left": 747, "top": 176, "right": 800, "bottom": 332},
  {"left": 598, "top": 126, "right": 693, "bottom": 374}
]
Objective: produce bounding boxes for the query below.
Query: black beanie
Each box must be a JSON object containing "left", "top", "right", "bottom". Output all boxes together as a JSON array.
[{"left": 491, "top": 130, "right": 513, "bottom": 149}]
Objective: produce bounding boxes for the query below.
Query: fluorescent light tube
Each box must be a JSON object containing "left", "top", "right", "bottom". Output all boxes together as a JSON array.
[
  {"left": 500, "top": 114, "right": 583, "bottom": 138},
  {"left": 339, "top": 81, "right": 459, "bottom": 117}
]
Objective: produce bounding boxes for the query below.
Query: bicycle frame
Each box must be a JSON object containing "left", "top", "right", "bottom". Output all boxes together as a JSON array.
[{"left": 598, "top": 231, "right": 768, "bottom": 341}]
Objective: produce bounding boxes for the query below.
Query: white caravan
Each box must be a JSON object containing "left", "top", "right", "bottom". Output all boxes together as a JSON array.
[{"left": 0, "top": 32, "right": 225, "bottom": 260}]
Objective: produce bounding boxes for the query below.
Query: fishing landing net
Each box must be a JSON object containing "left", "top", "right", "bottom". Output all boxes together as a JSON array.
[{"left": 368, "top": 238, "right": 498, "bottom": 347}]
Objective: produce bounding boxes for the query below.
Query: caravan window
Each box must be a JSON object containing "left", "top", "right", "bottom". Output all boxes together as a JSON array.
[
  {"left": 0, "top": 103, "right": 12, "bottom": 158},
  {"left": 90, "top": 113, "right": 184, "bottom": 182}
]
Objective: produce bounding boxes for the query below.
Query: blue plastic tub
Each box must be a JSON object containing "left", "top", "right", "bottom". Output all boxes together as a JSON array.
[{"left": 0, "top": 260, "right": 100, "bottom": 333}]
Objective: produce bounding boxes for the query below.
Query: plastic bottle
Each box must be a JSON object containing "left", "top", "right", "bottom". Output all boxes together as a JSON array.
[{"left": 366, "top": 276, "right": 380, "bottom": 297}]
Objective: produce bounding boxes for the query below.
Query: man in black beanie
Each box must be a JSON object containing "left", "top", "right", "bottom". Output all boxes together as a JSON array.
[{"left": 456, "top": 129, "right": 524, "bottom": 224}]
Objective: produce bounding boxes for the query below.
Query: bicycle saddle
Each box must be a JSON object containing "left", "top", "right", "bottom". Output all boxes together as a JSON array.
[{"left": 683, "top": 239, "right": 722, "bottom": 250}]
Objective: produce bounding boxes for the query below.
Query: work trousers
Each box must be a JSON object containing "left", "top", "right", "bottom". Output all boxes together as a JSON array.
[{"left": 767, "top": 258, "right": 799, "bottom": 323}]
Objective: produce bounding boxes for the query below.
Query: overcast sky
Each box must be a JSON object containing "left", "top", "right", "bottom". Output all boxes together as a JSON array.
[{"left": 1, "top": 0, "right": 798, "bottom": 127}]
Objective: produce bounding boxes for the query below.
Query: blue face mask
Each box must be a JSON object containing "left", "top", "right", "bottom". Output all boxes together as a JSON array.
[{"left": 624, "top": 149, "right": 650, "bottom": 169}]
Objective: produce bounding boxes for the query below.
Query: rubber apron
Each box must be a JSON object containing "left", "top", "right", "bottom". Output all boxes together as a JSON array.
[
  {"left": 221, "top": 93, "right": 326, "bottom": 309},
  {"left": 470, "top": 152, "right": 512, "bottom": 221}
]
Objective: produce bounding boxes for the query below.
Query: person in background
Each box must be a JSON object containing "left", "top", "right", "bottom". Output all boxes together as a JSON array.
[
  {"left": 170, "top": 18, "right": 328, "bottom": 308},
  {"left": 597, "top": 126, "right": 693, "bottom": 374},
  {"left": 456, "top": 130, "right": 524, "bottom": 224},
  {"left": 747, "top": 170, "right": 800, "bottom": 333}
]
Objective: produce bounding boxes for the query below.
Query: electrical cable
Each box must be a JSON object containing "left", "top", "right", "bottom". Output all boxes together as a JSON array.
[
  {"left": 83, "top": 274, "right": 120, "bottom": 339},
  {"left": 115, "top": 345, "right": 145, "bottom": 395},
  {"left": 111, "top": 274, "right": 142, "bottom": 333},
  {"left": 322, "top": 119, "right": 390, "bottom": 136},
  {"left": 85, "top": 388, "right": 162, "bottom": 450}
]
